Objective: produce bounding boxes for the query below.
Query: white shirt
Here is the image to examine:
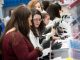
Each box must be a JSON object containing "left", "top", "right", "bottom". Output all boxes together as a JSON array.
[{"left": 29, "top": 30, "right": 43, "bottom": 49}]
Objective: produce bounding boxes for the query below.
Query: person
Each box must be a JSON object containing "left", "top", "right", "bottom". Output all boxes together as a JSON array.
[
  {"left": 1, "top": 5, "right": 42, "bottom": 60},
  {"left": 4, "top": 9, "right": 13, "bottom": 26},
  {"left": 42, "top": 1, "right": 50, "bottom": 11},
  {"left": 46, "top": 3, "right": 61, "bottom": 20},
  {"left": 46, "top": 3, "right": 62, "bottom": 31},
  {"left": 46, "top": 3, "right": 70, "bottom": 39},
  {"left": 30, "top": 8, "right": 45, "bottom": 48},
  {"left": 30, "top": 8, "right": 53, "bottom": 60},
  {"left": 27, "top": 0, "right": 43, "bottom": 12},
  {"left": 42, "top": 12, "right": 57, "bottom": 37},
  {"left": 42, "top": 12, "right": 53, "bottom": 26},
  {"left": 30, "top": 8, "right": 60, "bottom": 49}
]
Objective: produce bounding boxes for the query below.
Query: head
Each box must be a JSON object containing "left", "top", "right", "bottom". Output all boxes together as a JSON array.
[
  {"left": 42, "top": 1, "right": 50, "bottom": 10},
  {"left": 27, "top": 0, "right": 42, "bottom": 12},
  {"left": 55, "top": 3, "right": 62, "bottom": 11},
  {"left": 31, "top": 8, "right": 42, "bottom": 28},
  {"left": 54, "top": 3, "right": 63, "bottom": 16},
  {"left": 46, "top": 4, "right": 61, "bottom": 20},
  {"left": 31, "top": 8, "right": 45, "bottom": 36},
  {"left": 34, "top": 2, "right": 42, "bottom": 12},
  {"left": 42, "top": 12, "right": 50, "bottom": 25},
  {"left": 6, "top": 5, "right": 32, "bottom": 36}
]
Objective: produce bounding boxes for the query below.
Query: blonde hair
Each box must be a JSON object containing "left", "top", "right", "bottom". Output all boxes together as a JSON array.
[{"left": 27, "top": 0, "right": 43, "bottom": 10}]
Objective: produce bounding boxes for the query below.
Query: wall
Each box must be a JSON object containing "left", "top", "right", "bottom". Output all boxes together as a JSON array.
[
  {"left": 0, "top": 0, "right": 4, "bottom": 18},
  {"left": 2, "top": 0, "right": 30, "bottom": 17}
]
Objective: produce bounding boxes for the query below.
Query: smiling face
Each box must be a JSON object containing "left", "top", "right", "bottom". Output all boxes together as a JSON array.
[
  {"left": 33, "top": 14, "right": 42, "bottom": 28},
  {"left": 35, "top": 2, "right": 42, "bottom": 12}
]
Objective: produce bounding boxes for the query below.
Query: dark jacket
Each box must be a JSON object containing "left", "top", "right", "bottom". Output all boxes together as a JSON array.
[{"left": 2, "top": 31, "right": 40, "bottom": 60}]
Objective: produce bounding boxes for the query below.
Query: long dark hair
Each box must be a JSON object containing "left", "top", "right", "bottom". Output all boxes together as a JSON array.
[
  {"left": 46, "top": 3, "right": 61, "bottom": 20},
  {"left": 31, "top": 8, "right": 45, "bottom": 37},
  {"left": 14, "top": 6, "right": 31, "bottom": 36},
  {"left": 55, "top": 3, "right": 61, "bottom": 11},
  {"left": 0, "top": 5, "right": 31, "bottom": 56},
  {"left": 42, "top": 1, "right": 50, "bottom": 11},
  {"left": 1, "top": 5, "right": 31, "bottom": 38}
]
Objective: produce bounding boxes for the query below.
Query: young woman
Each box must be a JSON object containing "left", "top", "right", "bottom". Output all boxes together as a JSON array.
[
  {"left": 30, "top": 8, "right": 59, "bottom": 49},
  {"left": 42, "top": 12, "right": 53, "bottom": 26},
  {"left": 46, "top": 3, "right": 69, "bottom": 39},
  {"left": 46, "top": 3, "right": 61, "bottom": 20},
  {"left": 27, "top": 0, "right": 43, "bottom": 12},
  {"left": 42, "top": 1, "right": 50, "bottom": 11},
  {"left": 2, "top": 5, "right": 42, "bottom": 60},
  {"left": 29, "top": 8, "right": 45, "bottom": 47}
]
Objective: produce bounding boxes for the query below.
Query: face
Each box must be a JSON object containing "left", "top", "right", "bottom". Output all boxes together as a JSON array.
[
  {"left": 59, "top": 10, "right": 63, "bottom": 17},
  {"left": 33, "top": 14, "right": 42, "bottom": 28},
  {"left": 35, "top": 2, "right": 42, "bottom": 12},
  {"left": 44, "top": 15, "right": 50, "bottom": 25},
  {"left": 28, "top": 15, "right": 32, "bottom": 27}
]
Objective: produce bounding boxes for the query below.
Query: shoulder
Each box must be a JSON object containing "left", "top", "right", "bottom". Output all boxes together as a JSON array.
[
  {"left": 6, "top": 27, "right": 16, "bottom": 35},
  {"left": 4, "top": 28, "right": 27, "bottom": 46},
  {"left": 3, "top": 27, "right": 16, "bottom": 40}
]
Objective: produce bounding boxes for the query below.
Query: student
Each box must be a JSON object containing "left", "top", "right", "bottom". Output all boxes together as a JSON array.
[
  {"left": 30, "top": 8, "right": 50, "bottom": 60},
  {"left": 42, "top": 1, "right": 50, "bottom": 11},
  {"left": 1, "top": 5, "right": 42, "bottom": 60},
  {"left": 30, "top": 8, "right": 59, "bottom": 49},
  {"left": 27, "top": 0, "right": 43, "bottom": 12},
  {"left": 46, "top": 3, "right": 61, "bottom": 20},
  {"left": 46, "top": 3, "right": 69, "bottom": 39},
  {"left": 42, "top": 12, "right": 53, "bottom": 27},
  {"left": 30, "top": 8, "right": 45, "bottom": 47},
  {"left": 46, "top": 3, "right": 62, "bottom": 31},
  {"left": 4, "top": 9, "right": 13, "bottom": 26}
]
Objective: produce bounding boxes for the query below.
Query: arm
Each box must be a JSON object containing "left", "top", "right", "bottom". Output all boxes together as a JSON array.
[{"left": 7, "top": 32, "right": 40, "bottom": 60}]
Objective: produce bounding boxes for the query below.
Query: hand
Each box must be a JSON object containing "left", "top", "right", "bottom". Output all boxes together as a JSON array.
[
  {"left": 52, "top": 35, "right": 60, "bottom": 40},
  {"left": 51, "top": 42, "right": 62, "bottom": 50},
  {"left": 36, "top": 47, "right": 43, "bottom": 57},
  {"left": 36, "top": 47, "right": 43, "bottom": 51},
  {"left": 51, "top": 28, "right": 56, "bottom": 35}
]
